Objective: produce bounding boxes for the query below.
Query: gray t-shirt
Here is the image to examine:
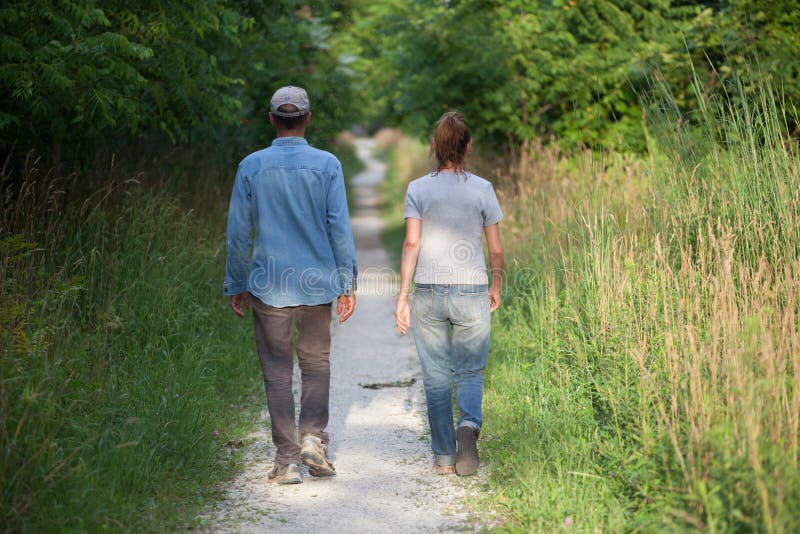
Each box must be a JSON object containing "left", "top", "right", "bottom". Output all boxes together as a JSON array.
[{"left": 404, "top": 171, "right": 503, "bottom": 285}]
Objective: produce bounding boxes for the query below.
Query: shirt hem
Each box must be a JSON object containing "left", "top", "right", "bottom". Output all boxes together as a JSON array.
[{"left": 248, "top": 291, "right": 338, "bottom": 308}]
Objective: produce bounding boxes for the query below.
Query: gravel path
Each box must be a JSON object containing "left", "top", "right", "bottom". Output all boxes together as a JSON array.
[{"left": 202, "top": 139, "right": 476, "bottom": 533}]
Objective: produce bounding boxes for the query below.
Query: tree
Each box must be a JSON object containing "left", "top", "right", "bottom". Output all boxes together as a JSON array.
[
  {"left": 347, "top": 0, "right": 799, "bottom": 150},
  {"left": 223, "top": 0, "right": 362, "bottom": 152},
  {"left": 345, "top": 0, "right": 511, "bottom": 144},
  {"left": 0, "top": 2, "right": 153, "bottom": 169},
  {"left": 0, "top": 0, "right": 361, "bottom": 170}
]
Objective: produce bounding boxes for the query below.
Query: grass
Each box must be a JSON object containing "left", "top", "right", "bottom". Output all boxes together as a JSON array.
[
  {"left": 377, "top": 77, "right": 800, "bottom": 531},
  {"left": 0, "top": 140, "right": 363, "bottom": 531}
]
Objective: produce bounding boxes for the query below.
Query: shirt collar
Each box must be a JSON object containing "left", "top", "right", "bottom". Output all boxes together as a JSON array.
[{"left": 271, "top": 137, "right": 309, "bottom": 147}]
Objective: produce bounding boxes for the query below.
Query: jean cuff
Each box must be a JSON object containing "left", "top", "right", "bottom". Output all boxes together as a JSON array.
[
  {"left": 434, "top": 454, "right": 456, "bottom": 466},
  {"left": 457, "top": 421, "right": 481, "bottom": 432}
]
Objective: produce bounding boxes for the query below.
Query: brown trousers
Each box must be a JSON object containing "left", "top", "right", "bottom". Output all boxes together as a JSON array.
[{"left": 251, "top": 296, "right": 332, "bottom": 465}]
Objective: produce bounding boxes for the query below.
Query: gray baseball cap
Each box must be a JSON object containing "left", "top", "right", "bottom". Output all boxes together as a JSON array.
[{"left": 270, "top": 86, "right": 310, "bottom": 117}]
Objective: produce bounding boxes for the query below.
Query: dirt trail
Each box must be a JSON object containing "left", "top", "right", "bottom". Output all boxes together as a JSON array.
[{"left": 203, "top": 139, "right": 475, "bottom": 533}]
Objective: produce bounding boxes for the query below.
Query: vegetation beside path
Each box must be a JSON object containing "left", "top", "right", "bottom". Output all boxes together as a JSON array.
[
  {"left": 1, "top": 142, "right": 362, "bottom": 531},
  {"left": 378, "top": 78, "right": 800, "bottom": 531}
]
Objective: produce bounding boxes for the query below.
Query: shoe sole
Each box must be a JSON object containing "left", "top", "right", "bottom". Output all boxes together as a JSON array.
[
  {"left": 273, "top": 478, "right": 303, "bottom": 486},
  {"left": 455, "top": 427, "right": 479, "bottom": 476},
  {"left": 273, "top": 475, "right": 302, "bottom": 484},
  {"left": 268, "top": 471, "right": 303, "bottom": 484},
  {"left": 301, "top": 449, "right": 336, "bottom": 477}
]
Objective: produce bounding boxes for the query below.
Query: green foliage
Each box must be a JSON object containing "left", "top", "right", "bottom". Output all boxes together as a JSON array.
[
  {"left": 0, "top": 1, "right": 361, "bottom": 168},
  {"left": 489, "top": 0, "right": 675, "bottom": 149},
  {"left": 348, "top": 0, "right": 800, "bottom": 149},
  {"left": 0, "top": 1, "right": 246, "bottom": 158},
  {"left": 344, "top": 0, "right": 511, "bottom": 143},
  {"left": 224, "top": 0, "right": 361, "bottom": 153}
]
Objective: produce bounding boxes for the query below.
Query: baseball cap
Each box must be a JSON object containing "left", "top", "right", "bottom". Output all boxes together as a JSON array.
[{"left": 270, "top": 86, "right": 310, "bottom": 117}]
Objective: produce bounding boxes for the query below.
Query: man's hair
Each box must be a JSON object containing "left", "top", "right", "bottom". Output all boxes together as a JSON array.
[
  {"left": 431, "top": 111, "right": 471, "bottom": 172},
  {"left": 272, "top": 104, "right": 307, "bottom": 131}
]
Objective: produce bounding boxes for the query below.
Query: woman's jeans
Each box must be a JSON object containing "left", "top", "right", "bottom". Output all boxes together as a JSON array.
[{"left": 411, "top": 283, "right": 491, "bottom": 466}]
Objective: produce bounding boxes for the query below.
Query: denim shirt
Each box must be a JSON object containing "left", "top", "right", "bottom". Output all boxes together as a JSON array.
[{"left": 223, "top": 137, "right": 357, "bottom": 307}]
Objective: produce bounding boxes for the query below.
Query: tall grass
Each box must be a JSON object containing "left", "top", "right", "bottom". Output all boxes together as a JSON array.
[
  {"left": 486, "top": 77, "right": 800, "bottom": 530},
  {"left": 0, "top": 151, "right": 262, "bottom": 531},
  {"left": 378, "top": 77, "right": 800, "bottom": 530}
]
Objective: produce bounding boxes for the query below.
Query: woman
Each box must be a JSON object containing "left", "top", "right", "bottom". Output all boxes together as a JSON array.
[{"left": 395, "top": 111, "right": 504, "bottom": 476}]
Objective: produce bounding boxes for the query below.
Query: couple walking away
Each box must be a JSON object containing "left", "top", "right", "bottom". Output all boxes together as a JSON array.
[{"left": 223, "top": 86, "right": 505, "bottom": 484}]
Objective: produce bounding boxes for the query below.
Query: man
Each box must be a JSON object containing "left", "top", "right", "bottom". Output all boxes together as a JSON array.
[{"left": 224, "top": 85, "right": 357, "bottom": 484}]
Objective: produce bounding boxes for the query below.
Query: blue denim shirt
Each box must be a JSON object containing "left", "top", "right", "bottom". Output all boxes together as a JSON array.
[{"left": 223, "top": 137, "right": 357, "bottom": 307}]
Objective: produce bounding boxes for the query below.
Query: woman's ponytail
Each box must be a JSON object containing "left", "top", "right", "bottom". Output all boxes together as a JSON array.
[{"left": 432, "top": 111, "right": 471, "bottom": 172}]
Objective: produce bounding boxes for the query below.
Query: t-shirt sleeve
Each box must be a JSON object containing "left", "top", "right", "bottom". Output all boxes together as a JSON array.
[
  {"left": 404, "top": 183, "right": 422, "bottom": 219},
  {"left": 482, "top": 184, "right": 504, "bottom": 226}
]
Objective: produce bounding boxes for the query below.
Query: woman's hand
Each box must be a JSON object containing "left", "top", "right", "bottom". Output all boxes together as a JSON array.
[
  {"left": 484, "top": 223, "right": 504, "bottom": 312},
  {"left": 489, "top": 285, "right": 502, "bottom": 312},
  {"left": 395, "top": 295, "right": 411, "bottom": 335},
  {"left": 396, "top": 218, "right": 420, "bottom": 336}
]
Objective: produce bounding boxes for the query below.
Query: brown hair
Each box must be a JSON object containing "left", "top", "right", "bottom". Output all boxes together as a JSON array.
[
  {"left": 431, "top": 111, "right": 471, "bottom": 172},
  {"left": 272, "top": 104, "right": 307, "bottom": 131}
]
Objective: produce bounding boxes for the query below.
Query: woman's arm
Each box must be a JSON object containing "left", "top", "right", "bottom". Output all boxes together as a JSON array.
[
  {"left": 484, "top": 223, "right": 504, "bottom": 311},
  {"left": 395, "top": 217, "right": 421, "bottom": 335}
]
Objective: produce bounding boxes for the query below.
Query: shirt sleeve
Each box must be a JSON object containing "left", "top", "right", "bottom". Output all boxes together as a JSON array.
[
  {"left": 482, "top": 184, "right": 504, "bottom": 226},
  {"left": 325, "top": 159, "right": 358, "bottom": 295},
  {"left": 404, "top": 183, "right": 421, "bottom": 219},
  {"left": 223, "top": 163, "right": 253, "bottom": 295}
]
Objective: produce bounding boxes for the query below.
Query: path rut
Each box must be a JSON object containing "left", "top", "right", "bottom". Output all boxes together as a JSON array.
[{"left": 203, "top": 139, "right": 475, "bottom": 533}]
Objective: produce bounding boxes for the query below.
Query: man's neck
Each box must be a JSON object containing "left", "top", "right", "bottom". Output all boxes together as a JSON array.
[{"left": 276, "top": 130, "right": 306, "bottom": 138}]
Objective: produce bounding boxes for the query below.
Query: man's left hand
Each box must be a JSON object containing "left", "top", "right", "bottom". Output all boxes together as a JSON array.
[{"left": 337, "top": 294, "right": 356, "bottom": 323}]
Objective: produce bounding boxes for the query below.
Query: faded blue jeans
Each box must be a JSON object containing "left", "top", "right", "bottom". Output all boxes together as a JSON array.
[{"left": 411, "top": 283, "right": 491, "bottom": 466}]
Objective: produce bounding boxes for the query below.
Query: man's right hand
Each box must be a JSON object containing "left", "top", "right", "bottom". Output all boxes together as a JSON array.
[
  {"left": 336, "top": 294, "right": 356, "bottom": 323},
  {"left": 230, "top": 292, "right": 250, "bottom": 318}
]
